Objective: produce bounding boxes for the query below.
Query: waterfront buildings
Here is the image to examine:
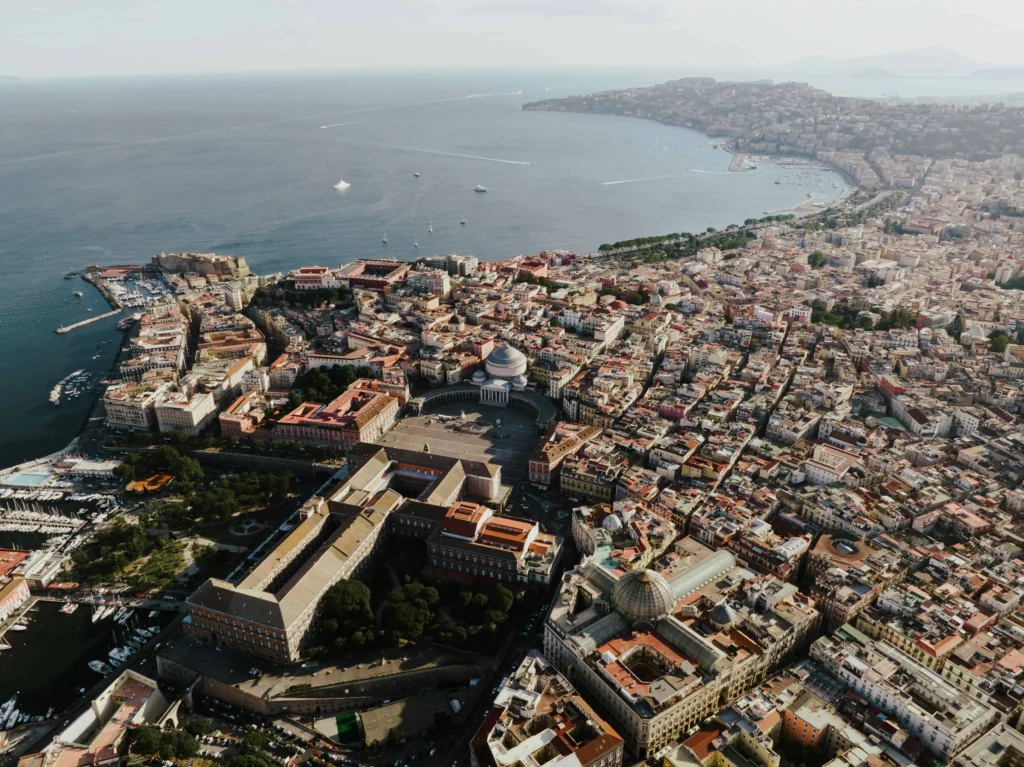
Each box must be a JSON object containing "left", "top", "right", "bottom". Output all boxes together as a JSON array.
[
  {"left": 17, "top": 670, "right": 172, "bottom": 767},
  {"left": 154, "top": 390, "right": 218, "bottom": 436}
]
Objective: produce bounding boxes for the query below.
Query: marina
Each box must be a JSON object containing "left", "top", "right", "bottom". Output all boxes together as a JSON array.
[{"left": 0, "top": 600, "right": 173, "bottom": 719}]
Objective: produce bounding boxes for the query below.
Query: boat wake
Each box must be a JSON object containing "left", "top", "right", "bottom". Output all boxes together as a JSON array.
[
  {"left": 0, "top": 93, "right": 530, "bottom": 167},
  {"left": 334, "top": 179, "right": 352, "bottom": 191},
  {"left": 320, "top": 118, "right": 382, "bottom": 131},
  {"left": 602, "top": 175, "right": 678, "bottom": 186},
  {"left": 333, "top": 138, "right": 533, "bottom": 166},
  {"left": 688, "top": 169, "right": 733, "bottom": 175}
]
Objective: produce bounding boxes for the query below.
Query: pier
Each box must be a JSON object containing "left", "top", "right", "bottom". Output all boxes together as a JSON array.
[{"left": 56, "top": 308, "right": 121, "bottom": 334}]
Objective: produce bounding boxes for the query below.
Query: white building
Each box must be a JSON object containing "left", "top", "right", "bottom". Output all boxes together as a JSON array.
[{"left": 155, "top": 390, "right": 219, "bottom": 436}]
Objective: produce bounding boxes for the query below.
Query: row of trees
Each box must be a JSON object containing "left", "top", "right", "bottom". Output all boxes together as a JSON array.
[
  {"left": 309, "top": 577, "right": 518, "bottom": 658},
  {"left": 71, "top": 519, "right": 149, "bottom": 583},
  {"left": 809, "top": 301, "right": 915, "bottom": 331},
  {"left": 287, "top": 364, "right": 377, "bottom": 409},
  {"left": 115, "top": 444, "right": 203, "bottom": 490},
  {"left": 252, "top": 280, "right": 356, "bottom": 311},
  {"left": 130, "top": 718, "right": 210, "bottom": 759},
  {"left": 596, "top": 214, "right": 794, "bottom": 255}
]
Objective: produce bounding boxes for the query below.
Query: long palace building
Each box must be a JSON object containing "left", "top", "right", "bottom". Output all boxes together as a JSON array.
[{"left": 185, "top": 444, "right": 563, "bottom": 663}]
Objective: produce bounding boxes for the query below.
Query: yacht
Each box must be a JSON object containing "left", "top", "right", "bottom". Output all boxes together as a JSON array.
[
  {"left": 474, "top": 185, "right": 487, "bottom": 193},
  {"left": 413, "top": 171, "right": 420, "bottom": 177},
  {"left": 9, "top": 623, "right": 27, "bottom": 632},
  {"left": 413, "top": 242, "right": 419, "bottom": 248},
  {"left": 88, "top": 660, "right": 109, "bottom": 674},
  {"left": 5, "top": 707, "right": 19, "bottom": 730}
]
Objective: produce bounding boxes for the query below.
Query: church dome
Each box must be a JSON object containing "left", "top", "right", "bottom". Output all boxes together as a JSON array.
[
  {"left": 612, "top": 569, "right": 674, "bottom": 623},
  {"left": 709, "top": 601, "right": 741, "bottom": 629},
  {"left": 485, "top": 343, "right": 528, "bottom": 380},
  {"left": 601, "top": 514, "right": 623, "bottom": 533},
  {"left": 472, "top": 370, "right": 487, "bottom": 384},
  {"left": 512, "top": 375, "right": 528, "bottom": 391}
]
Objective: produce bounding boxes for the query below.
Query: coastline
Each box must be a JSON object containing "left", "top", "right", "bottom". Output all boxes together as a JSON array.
[
  {"left": 1, "top": 269, "right": 133, "bottom": 476},
  {"left": 522, "top": 104, "right": 862, "bottom": 197},
  {"left": 0, "top": 114, "right": 861, "bottom": 475}
]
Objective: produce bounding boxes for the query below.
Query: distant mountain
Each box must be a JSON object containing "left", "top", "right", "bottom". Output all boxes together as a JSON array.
[
  {"left": 850, "top": 67, "right": 900, "bottom": 79},
  {"left": 784, "top": 46, "right": 985, "bottom": 76},
  {"left": 971, "top": 68, "right": 1024, "bottom": 80}
]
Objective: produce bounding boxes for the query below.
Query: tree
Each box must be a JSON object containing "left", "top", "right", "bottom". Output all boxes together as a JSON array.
[
  {"left": 114, "top": 453, "right": 144, "bottom": 484},
  {"left": 990, "top": 332, "right": 1010, "bottom": 354},
  {"left": 549, "top": 315, "right": 561, "bottom": 328},
  {"left": 180, "top": 717, "right": 211, "bottom": 737},
  {"left": 243, "top": 731, "right": 269, "bottom": 751},
  {"left": 491, "top": 584, "right": 514, "bottom": 613},
  {"left": 131, "top": 726, "right": 162, "bottom": 755},
  {"left": 386, "top": 727, "right": 404, "bottom": 748},
  {"left": 323, "top": 579, "right": 373, "bottom": 621},
  {"left": 434, "top": 708, "right": 454, "bottom": 732},
  {"left": 484, "top": 610, "right": 508, "bottom": 628},
  {"left": 807, "top": 251, "right": 826, "bottom": 268}
]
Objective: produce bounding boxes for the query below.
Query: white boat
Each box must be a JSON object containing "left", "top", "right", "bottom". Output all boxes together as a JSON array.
[
  {"left": 413, "top": 171, "right": 420, "bottom": 177},
  {"left": 413, "top": 241, "right": 419, "bottom": 248},
  {"left": 108, "top": 646, "right": 131, "bottom": 663},
  {"left": 0, "top": 697, "right": 15, "bottom": 725},
  {"left": 9, "top": 623, "right": 27, "bottom": 631},
  {"left": 474, "top": 185, "right": 487, "bottom": 193},
  {"left": 333, "top": 179, "right": 351, "bottom": 191},
  {"left": 147, "top": 610, "right": 159, "bottom": 619},
  {"left": 381, "top": 230, "right": 388, "bottom": 244},
  {"left": 73, "top": 291, "right": 83, "bottom": 298},
  {"left": 428, "top": 218, "right": 433, "bottom": 234},
  {"left": 5, "top": 708, "right": 19, "bottom": 730},
  {"left": 88, "top": 660, "right": 109, "bottom": 674}
]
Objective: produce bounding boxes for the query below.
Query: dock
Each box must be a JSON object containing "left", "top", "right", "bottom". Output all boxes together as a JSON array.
[{"left": 56, "top": 309, "right": 121, "bottom": 334}]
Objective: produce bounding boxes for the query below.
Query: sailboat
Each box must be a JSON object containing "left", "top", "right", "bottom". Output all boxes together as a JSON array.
[
  {"left": 414, "top": 241, "right": 419, "bottom": 248},
  {"left": 381, "top": 230, "right": 388, "bottom": 244},
  {"left": 429, "top": 218, "right": 433, "bottom": 234}
]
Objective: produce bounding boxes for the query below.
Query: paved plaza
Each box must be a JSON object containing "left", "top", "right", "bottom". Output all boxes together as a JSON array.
[{"left": 376, "top": 402, "right": 541, "bottom": 481}]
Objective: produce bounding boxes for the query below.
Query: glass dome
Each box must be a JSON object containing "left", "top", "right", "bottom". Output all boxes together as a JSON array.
[{"left": 612, "top": 569, "right": 674, "bottom": 623}]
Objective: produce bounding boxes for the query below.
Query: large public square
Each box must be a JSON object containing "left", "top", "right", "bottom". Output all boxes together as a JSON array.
[{"left": 375, "top": 400, "right": 541, "bottom": 481}]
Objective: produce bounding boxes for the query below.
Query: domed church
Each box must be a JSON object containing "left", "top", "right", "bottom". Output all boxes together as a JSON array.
[{"left": 473, "top": 343, "right": 529, "bottom": 406}]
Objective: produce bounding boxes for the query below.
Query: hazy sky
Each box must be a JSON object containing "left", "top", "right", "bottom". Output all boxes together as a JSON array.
[{"left": 3, "top": 0, "right": 1024, "bottom": 79}]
